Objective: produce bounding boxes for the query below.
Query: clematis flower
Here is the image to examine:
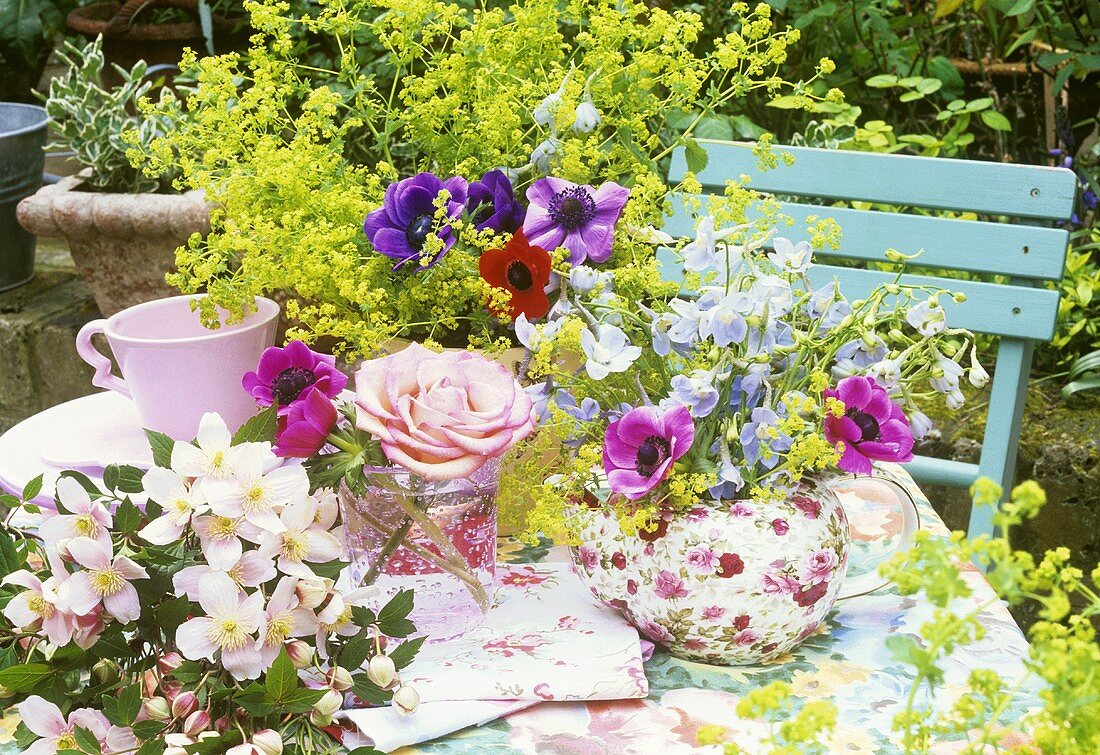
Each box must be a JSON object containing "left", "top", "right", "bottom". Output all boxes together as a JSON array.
[
  {"left": 3, "top": 570, "right": 73, "bottom": 646},
  {"left": 259, "top": 577, "right": 319, "bottom": 666},
  {"left": 171, "top": 413, "right": 243, "bottom": 481},
  {"left": 255, "top": 496, "right": 343, "bottom": 578},
  {"left": 172, "top": 550, "right": 276, "bottom": 601},
  {"left": 354, "top": 343, "right": 535, "bottom": 481},
  {"left": 467, "top": 169, "right": 525, "bottom": 233},
  {"left": 314, "top": 587, "right": 378, "bottom": 657},
  {"left": 603, "top": 405, "right": 695, "bottom": 500},
  {"left": 824, "top": 375, "right": 914, "bottom": 475},
  {"left": 204, "top": 444, "right": 310, "bottom": 533},
  {"left": 62, "top": 537, "right": 148, "bottom": 623},
  {"left": 192, "top": 514, "right": 261, "bottom": 570},
  {"left": 274, "top": 387, "right": 338, "bottom": 459},
  {"left": 478, "top": 229, "right": 553, "bottom": 320},
  {"left": 243, "top": 341, "right": 348, "bottom": 415},
  {"left": 18, "top": 696, "right": 134, "bottom": 755},
  {"left": 176, "top": 573, "right": 266, "bottom": 681},
  {"left": 39, "top": 476, "right": 112, "bottom": 550},
  {"left": 138, "top": 467, "right": 208, "bottom": 545},
  {"left": 363, "top": 172, "right": 468, "bottom": 270},
  {"left": 580, "top": 323, "right": 642, "bottom": 380},
  {"left": 523, "top": 177, "right": 629, "bottom": 264}
]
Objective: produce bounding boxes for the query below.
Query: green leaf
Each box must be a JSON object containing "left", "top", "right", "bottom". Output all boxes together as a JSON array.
[
  {"left": 0, "top": 662, "right": 53, "bottom": 691},
  {"left": 728, "top": 114, "right": 766, "bottom": 140},
  {"left": 351, "top": 605, "right": 377, "bottom": 627},
  {"left": 21, "top": 474, "right": 43, "bottom": 502},
  {"left": 131, "top": 720, "right": 166, "bottom": 740},
  {"left": 1063, "top": 376, "right": 1100, "bottom": 398},
  {"left": 264, "top": 647, "right": 298, "bottom": 703},
  {"left": 351, "top": 675, "right": 392, "bottom": 706},
  {"left": 388, "top": 635, "right": 426, "bottom": 670},
  {"left": 915, "top": 78, "right": 943, "bottom": 95},
  {"left": 980, "top": 110, "right": 1012, "bottom": 131},
  {"left": 118, "top": 681, "right": 142, "bottom": 724},
  {"left": 103, "top": 465, "right": 146, "bottom": 495},
  {"left": 899, "top": 91, "right": 925, "bottom": 103},
  {"left": 232, "top": 405, "right": 277, "bottom": 445},
  {"left": 377, "top": 590, "right": 415, "bottom": 636},
  {"left": 1003, "top": 0, "right": 1033, "bottom": 16},
  {"left": 683, "top": 137, "right": 708, "bottom": 174},
  {"left": 235, "top": 682, "right": 276, "bottom": 716},
  {"left": 693, "top": 115, "right": 734, "bottom": 141},
  {"left": 348, "top": 748, "right": 387, "bottom": 755},
  {"left": 340, "top": 635, "right": 372, "bottom": 671},
  {"left": 74, "top": 725, "right": 103, "bottom": 754},
  {"left": 144, "top": 429, "right": 175, "bottom": 468},
  {"left": 156, "top": 596, "right": 192, "bottom": 631},
  {"left": 934, "top": 0, "right": 965, "bottom": 17},
  {"left": 0, "top": 529, "right": 25, "bottom": 578},
  {"left": 137, "top": 741, "right": 166, "bottom": 755},
  {"left": 865, "top": 74, "right": 898, "bottom": 88},
  {"left": 114, "top": 499, "right": 142, "bottom": 535},
  {"left": 279, "top": 686, "right": 327, "bottom": 713},
  {"left": 765, "top": 94, "right": 802, "bottom": 109}
]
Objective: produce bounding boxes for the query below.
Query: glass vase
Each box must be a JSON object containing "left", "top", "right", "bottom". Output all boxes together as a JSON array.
[{"left": 338, "top": 459, "right": 500, "bottom": 642}]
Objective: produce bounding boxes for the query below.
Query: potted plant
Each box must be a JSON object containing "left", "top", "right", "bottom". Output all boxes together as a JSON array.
[
  {"left": 16, "top": 36, "right": 209, "bottom": 316},
  {"left": 0, "top": 0, "right": 80, "bottom": 103}
]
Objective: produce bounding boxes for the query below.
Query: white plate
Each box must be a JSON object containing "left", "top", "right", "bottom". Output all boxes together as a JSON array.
[{"left": 0, "top": 392, "right": 153, "bottom": 506}]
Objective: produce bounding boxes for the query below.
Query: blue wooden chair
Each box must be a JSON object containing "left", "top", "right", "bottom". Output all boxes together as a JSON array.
[{"left": 659, "top": 140, "right": 1077, "bottom": 540}]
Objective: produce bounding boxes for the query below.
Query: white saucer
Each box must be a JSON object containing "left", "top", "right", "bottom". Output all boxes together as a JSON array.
[{"left": 0, "top": 392, "right": 153, "bottom": 506}]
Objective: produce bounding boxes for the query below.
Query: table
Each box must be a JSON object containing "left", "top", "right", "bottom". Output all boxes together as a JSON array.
[
  {"left": 0, "top": 446, "right": 1035, "bottom": 753},
  {"left": 395, "top": 466, "right": 1035, "bottom": 754}
]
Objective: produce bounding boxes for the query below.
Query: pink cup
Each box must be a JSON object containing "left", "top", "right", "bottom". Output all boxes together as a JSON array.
[{"left": 76, "top": 294, "right": 280, "bottom": 440}]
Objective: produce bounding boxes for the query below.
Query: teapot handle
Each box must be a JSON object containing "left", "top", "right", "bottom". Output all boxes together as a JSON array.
[{"left": 833, "top": 474, "right": 921, "bottom": 601}]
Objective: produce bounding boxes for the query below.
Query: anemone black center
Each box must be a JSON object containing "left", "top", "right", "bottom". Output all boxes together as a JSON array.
[
  {"left": 847, "top": 408, "right": 881, "bottom": 442},
  {"left": 405, "top": 214, "right": 435, "bottom": 250},
  {"left": 636, "top": 435, "right": 671, "bottom": 477},
  {"left": 548, "top": 186, "right": 597, "bottom": 230},
  {"left": 506, "top": 261, "right": 534, "bottom": 291},
  {"left": 272, "top": 367, "right": 316, "bottom": 405}
]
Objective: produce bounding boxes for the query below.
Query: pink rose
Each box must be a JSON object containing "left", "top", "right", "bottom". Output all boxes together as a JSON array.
[
  {"left": 701, "top": 605, "right": 725, "bottom": 621},
  {"left": 684, "top": 546, "right": 716, "bottom": 575},
  {"left": 771, "top": 518, "right": 789, "bottom": 536},
  {"left": 654, "top": 570, "right": 689, "bottom": 600},
  {"left": 636, "top": 619, "right": 674, "bottom": 644},
  {"left": 792, "top": 495, "right": 821, "bottom": 519},
  {"left": 761, "top": 572, "right": 801, "bottom": 595},
  {"left": 355, "top": 343, "right": 535, "bottom": 481},
  {"left": 800, "top": 549, "right": 839, "bottom": 585},
  {"left": 577, "top": 545, "right": 599, "bottom": 571},
  {"left": 735, "top": 629, "right": 761, "bottom": 646}
]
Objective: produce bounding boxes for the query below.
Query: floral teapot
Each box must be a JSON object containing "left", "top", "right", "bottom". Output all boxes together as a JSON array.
[{"left": 569, "top": 474, "right": 919, "bottom": 665}]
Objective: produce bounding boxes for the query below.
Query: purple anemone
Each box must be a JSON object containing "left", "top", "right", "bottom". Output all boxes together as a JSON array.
[
  {"left": 275, "top": 387, "right": 338, "bottom": 458},
  {"left": 243, "top": 340, "right": 348, "bottom": 415},
  {"left": 364, "top": 172, "right": 468, "bottom": 269},
  {"left": 523, "top": 177, "right": 629, "bottom": 265},
  {"left": 467, "top": 169, "right": 525, "bottom": 233},
  {"left": 603, "top": 405, "right": 695, "bottom": 500},
  {"left": 824, "top": 375, "right": 914, "bottom": 475}
]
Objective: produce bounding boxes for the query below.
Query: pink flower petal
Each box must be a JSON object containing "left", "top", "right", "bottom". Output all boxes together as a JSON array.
[
  {"left": 176, "top": 617, "right": 218, "bottom": 661},
  {"left": 18, "top": 695, "right": 66, "bottom": 738}
]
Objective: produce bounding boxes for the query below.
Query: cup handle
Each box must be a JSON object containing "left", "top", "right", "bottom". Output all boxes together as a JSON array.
[
  {"left": 833, "top": 474, "right": 921, "bottom": 601},
  {"left": 76, "top": 319, "right": 132, "bottom": 399}
]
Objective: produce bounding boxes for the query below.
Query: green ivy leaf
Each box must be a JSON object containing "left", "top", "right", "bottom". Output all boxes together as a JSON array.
[
  {"left": 233, "top": 405, "right": 277, "bottom": 445},
  {"left": 144, "top": 430, "right": 175, "bottom": 468}
]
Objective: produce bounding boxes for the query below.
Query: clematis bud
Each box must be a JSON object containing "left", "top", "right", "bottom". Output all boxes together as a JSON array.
[
  {"left": 172, "top": 691, "right": 198, "bottom": 719},
  {"left": 92, "top": 659, "right": 120, "bottom": 685},
  {"left": 158, "top": 651, "right": 183, "bottom": 675},
  {"left": 252, "top": 729, "right": 284, "bottom": 755},
  {"left": 366, "top": 654, "right": 398, "bottom": 690},
  {"left": 215, "top": 716, "right": 230, "bottom": 733},
  {"left": 572, "top": 99, "right": 601, "bottom": 133},
  {"left": 285, "top": 640, "right": 313, "bottom": 669},
  {"left": 161, "top": 680, "right": 183, "bottom": 701},
  {"left": 296, "top": 577, "right": 332, "bottom": 610},
  {"left": 0, "top": 684, "right": 13, "bottom": 700},
  {"left": 392, "top": 684, "right": 420, "bottom": 716},
  {"left": 183, "top": 710, "right": 210, "bottom": 737},
  {"left": 141, "top": 669, "right": 159, "bottom": 697},
  {"left": 309, "top": 688, "right": 343, "bottom": 726},
  {"left": 142, "top": 696, "right": 171, "bottom": 721},
  {"left": 325, "top": 666, "right": 353, "bottom": 691}
]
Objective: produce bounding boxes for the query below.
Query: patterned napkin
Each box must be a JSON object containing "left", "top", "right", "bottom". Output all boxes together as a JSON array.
[{"left": 340, "top": 562, "right": 650, "bottom": 752}]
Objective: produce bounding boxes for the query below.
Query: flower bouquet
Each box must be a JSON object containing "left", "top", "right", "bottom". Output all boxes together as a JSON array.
[
  {"left": 243, "top": 340, "right": 535, "bottom": 640},
  {"left": 0, "top": 412, "right": 424, "bottom": 754},
  {"left": 508, "top": 212, "right": 987, "bottom": 663}
]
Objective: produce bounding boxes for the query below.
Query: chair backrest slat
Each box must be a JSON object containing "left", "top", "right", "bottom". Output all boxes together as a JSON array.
[
  {"left": 668, "top": 140, "right": 1079, "bottom": 219},
  {"left": 664, "top": 195, "right": 1069, "bottom": 281}
]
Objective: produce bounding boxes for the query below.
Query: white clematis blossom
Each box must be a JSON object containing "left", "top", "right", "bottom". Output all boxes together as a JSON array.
[
  {"left": 137, "top": 467, "right": 208, "bottom": 545},
  {"left": 204, "top": 444, "right": 309, "bottom": 533},
  {"left": 176, "top": 573, "right": 266, "bottom": 680}
]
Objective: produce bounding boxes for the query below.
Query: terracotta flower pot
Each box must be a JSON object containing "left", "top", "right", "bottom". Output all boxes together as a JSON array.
[{"left": 16, "top": 173, "right": 209, "bottom": 316}]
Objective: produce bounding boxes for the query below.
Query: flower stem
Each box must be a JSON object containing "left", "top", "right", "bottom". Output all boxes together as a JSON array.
[{"left": 359, "top": 513, "right": 416, "bottom": 588}]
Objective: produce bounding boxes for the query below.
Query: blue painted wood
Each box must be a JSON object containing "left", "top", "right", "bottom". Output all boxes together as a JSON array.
[
  {"left": 905, "top": 456, "right": 981, "bottom": 489},
  {"left": 669, "top": 140, "right": 1079, "bottom": 219},
  {"left": 655, "top": 248, "right": 1062, "bottom": 340},
  {"left": 661, "top": 140, "right": 1076, "bottom": 541},
  {"left": 971, "top": 338, "right": 1035, "bottom": 539},
  {"left": 664, "top": 195, "right": 1069, "bottom": 280}
]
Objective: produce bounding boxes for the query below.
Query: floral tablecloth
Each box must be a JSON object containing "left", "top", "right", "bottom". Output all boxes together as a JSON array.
[{"left": 394, "top": 465, "right": 1035, "bottom": 754}]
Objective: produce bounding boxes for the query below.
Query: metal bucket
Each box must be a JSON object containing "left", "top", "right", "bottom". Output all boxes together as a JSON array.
[{"left": 0, "top": 103, "right": 48, "bottom": 292}]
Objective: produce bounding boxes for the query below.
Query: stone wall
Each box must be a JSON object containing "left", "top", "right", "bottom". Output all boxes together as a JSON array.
[{"left": 0, "top": 240, "right": 99, "bottom": 432}]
